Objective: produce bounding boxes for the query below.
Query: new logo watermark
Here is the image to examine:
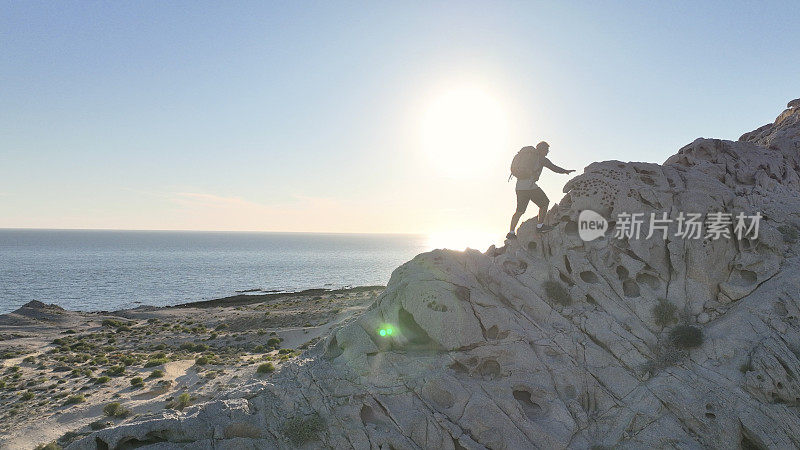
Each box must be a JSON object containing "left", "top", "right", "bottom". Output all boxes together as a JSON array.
[
  {"left": 577, "top": 210, "right": 761, "bottom": 242},
  {"left": 578, "top": 210, "right": 608, "bottom": 241}
]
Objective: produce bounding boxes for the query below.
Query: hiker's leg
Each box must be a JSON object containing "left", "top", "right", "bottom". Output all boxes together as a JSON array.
[
  {"left": 510, "top": 191, "right": 530, "bottom": 233},
  {"left": 531, "top": 188, "right": 550, "bottom": 224},
  {"left": 510, "top": 212, "right": 523, "bottom": 233}
]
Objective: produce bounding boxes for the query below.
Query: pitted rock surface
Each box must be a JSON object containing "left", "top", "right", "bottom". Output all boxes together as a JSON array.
[{"left": 70, "top": 104, "right": 800, "bottom": 449}]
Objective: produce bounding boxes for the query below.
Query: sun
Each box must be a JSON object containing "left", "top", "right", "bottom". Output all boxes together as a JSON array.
[{"left": 420, "top": 85, "right": 509, "bottom": 178}]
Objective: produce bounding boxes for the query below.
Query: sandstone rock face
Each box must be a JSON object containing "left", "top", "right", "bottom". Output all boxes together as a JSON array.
[{"left": 70, "top": 105, "right": 800, "bottom": 449}]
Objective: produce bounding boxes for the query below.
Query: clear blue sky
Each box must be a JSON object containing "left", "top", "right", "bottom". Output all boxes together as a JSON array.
[{"left": 2, "top": 1, "right": 798, "bottom": 242}]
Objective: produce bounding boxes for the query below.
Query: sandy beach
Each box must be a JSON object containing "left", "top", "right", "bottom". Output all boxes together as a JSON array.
[{"left": 0, "top": 286, "right": 383, "bottom": 450}]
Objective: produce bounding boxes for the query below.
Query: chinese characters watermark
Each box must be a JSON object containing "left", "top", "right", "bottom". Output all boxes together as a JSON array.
[{"left": 578, "top": 210, "right": 761, "bottom": 242}]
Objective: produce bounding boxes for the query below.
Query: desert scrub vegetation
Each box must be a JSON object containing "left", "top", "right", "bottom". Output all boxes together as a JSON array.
[
  {"left": 144, "top": 352, "right": 169, "bottom": 367},
  {"left": 63, "top": 394, "right": 86, "bottom": 406},
  {"left": 542, "top": 280, "right": 571, "bottom": 306},
  {"left": 106, "top": 365, "right": 125, "bottom": 376},
  {"left": 147, "top": 369, "right": 165, "bottom": 379},
  {"left": 103, "top": 401, "right": 131, "bottom": 418},
  {"left": 34, "top": 442, "right": 62, "bottom": 450},
  {"left": 180, "top": 342, "right": 209, "bottom": 352},
  {"left": 130, "top": 377, "right": 144, "bottom": 387},
  {"left": 283, "top": 412, "right": 324, "bottom": 446},
  {"left": 166, "top": 392, "right": 192, "bottom": 410},
  {"left": 256, "top": 362, "right": 275, "bottom": 374},
  {"left": 669, "top": 325, "right": 703, "bottom": 349},
  {"left": 653, "top": 299, "right": 678, "bottom": 327}
]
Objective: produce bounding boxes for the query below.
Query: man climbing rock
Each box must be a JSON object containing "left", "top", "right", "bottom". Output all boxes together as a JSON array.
[{"left": 507, "top": 141, "right": 575, "bottom": 239}]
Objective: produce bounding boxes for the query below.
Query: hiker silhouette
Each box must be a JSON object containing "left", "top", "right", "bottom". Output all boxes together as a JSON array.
[{"left": 507, "top": 141, "right": 575, "bottom": 239}]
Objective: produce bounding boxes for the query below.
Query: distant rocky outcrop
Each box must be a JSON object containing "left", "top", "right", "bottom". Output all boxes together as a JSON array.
[
  {"left": 70, "top": 102, "right": 800, "bottom": 449},
  {"left": 0, "top": 300, "right": 67, "bottom": 326}
]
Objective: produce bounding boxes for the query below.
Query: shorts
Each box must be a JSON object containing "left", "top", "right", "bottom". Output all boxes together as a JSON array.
[{"left": 516, "top": 187, "right": 549, "bottom": 214}]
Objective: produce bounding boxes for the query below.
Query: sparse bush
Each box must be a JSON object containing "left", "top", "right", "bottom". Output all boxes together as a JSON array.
[
  {"left": 103, "top": 401, "right": 131, "bottom": 418},
  {"left": 267, "top": 337, "right": 282, "bottom": 347},
  {"left": 669, "top": 325, "right": 703, "bottom": 349},
  {"left": 34, "top": 442, "right": 62, "bottom": 450},
  {"left": 543, "top": 280, "right": 571, "bottom": 306},
  {"left": 256, "top": 363, "right": 275, "bottom": 374},
  {"left": 148, "top": 369, "right": 164, "bottom": 379},
  {"left": 106, "top": 365, "right": 125, "bottom": 376},
  {"left": 175, "top": 392, "right": 191, "bottom": 410},
  {"left": 63, "top": 394, "right": 86, "bottom": 406},
  {"left": 95, "top": 376, "right": 111, "bottom": 384},
  {"left": 144, "top": 358, "right": 168, "bottom": 367},
  {"left": 195, "top": 356, "right": 210, "bottom": 365},
  {"left": 278, "top": 348, "right": 294, "bottom": 354},
  {"left": 20, "top": 390, "right": 34, "bottom": 401},
  {"left": 130, "top": 377, "right": 144, "bottom": 387},
  {"left": 89, "top": 420, "right": 108, "bottom": 430},
  {"left": 283, "top": 413, "right": 324, "bottom": 446},
  {"left": 653, "top": 299, "right": 678, "bottom": 327}
]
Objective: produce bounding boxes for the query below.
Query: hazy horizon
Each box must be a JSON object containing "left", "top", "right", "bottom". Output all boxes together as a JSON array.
[{"left": 3, "top": 1, "right": 799, "bottom": 248}]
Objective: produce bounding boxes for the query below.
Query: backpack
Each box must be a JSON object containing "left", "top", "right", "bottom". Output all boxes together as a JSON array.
[{"left": 510, "top": 147, "right": 544, "bottom": 180}]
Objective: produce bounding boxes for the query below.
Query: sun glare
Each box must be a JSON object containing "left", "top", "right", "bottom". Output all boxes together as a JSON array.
[
  {"left": 420, "top": 85, "right": 509, "bottom": 178},
  {"left": 426, "top": 230, "right": 499, "bottom": 252}
]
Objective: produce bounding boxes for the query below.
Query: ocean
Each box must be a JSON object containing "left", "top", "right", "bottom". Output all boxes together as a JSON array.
[{"left": 0, "top": 229, "right": 432, "bottom": 314}]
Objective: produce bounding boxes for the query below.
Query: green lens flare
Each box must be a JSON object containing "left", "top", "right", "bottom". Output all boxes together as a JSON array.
[
  {"left": 379, "top": 329, "right": 386, "bottom": 336},
  {"left": 386, "top": 327, "right": 393, "bottom": 335}
]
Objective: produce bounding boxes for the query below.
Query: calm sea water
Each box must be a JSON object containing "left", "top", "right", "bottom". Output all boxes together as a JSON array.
[{"left": 0, "top": 229, "right": 430, "bottom": 314}]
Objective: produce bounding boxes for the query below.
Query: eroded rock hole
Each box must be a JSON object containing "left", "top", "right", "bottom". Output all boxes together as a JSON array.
[
  {"left": 513, "top": 389, "right": 543, "bottom": 420},
  {"left": 739, "top": 269, "right": 757, "bottom": 284},
  {"left": 476, "top": 359, "right": 501, "bottom": 378},
  {"left": 449, "top": 360, "right": 469, "bottom": 374},
  {"left": 455, "top": 286, "right": 470, "bottom": 302},
  {"left": 622, "top": 279, "right": 641, "bottom": 297},
  {"left": 325, "top": 336, "right": 343, "bottom": 359},
  {"left": 580, "top": 271, "right": 599, "bottom": 284},
  {"left": 360, "top": 405, "right": 379, "bottom": 425},
  {"left": 564, "top": 221, "right": 578, "bottom": 235},
  {"left": 398, "top": 308, "right": 437, "bottom": 348},
  {"left": 636, "top": 272, "right": 661, "bottom": 290}
]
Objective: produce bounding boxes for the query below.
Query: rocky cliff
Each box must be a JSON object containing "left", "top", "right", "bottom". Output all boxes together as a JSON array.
[{"left": 71, "top": 102, "right": 800, "bottom": 449}]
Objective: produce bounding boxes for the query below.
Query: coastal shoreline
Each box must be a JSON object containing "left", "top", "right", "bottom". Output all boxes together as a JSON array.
[{"left": 0, "top": 285, "right": 384, "bottom": 449}]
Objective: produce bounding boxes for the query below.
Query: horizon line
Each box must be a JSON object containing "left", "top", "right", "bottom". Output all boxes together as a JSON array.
[{"left": 0, "top": 227, "right": 429, "bottom": 236}]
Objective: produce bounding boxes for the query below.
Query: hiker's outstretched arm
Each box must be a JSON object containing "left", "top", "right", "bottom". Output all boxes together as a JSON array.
[{"left": 544, "top": 158, "right": 575, "bottom": 174}]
